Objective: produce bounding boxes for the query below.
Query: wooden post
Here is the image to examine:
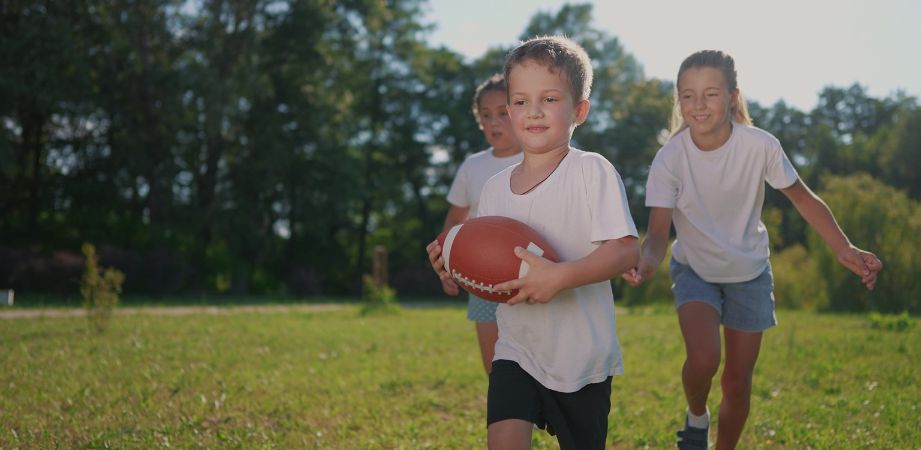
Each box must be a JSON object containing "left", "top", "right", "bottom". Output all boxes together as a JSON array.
[{"left": 372, "top": 245, "right": 388, "bottom": 287}]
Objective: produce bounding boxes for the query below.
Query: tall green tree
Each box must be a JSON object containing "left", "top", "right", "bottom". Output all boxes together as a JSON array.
[
  {"left": 878, "top": 105, "right": 921, "bottom": 199},
  {"left": 96, "top": 1, "right": 184, "bottom": 233},
  {"left": 0, "top": 1, "right": 96, "bottom": 243}
]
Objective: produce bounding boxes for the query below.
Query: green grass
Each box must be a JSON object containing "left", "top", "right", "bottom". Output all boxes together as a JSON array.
[
  {"left": 5, "top": 293, "right": 369, "bottom": 309},
  {"left": 1, "top": 305, "right": 918, "bottom": 449}
]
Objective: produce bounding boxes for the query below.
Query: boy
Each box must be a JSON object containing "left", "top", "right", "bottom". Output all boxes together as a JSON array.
[{"left": 427, "top": 36, "right": 639, "bottom": 450}]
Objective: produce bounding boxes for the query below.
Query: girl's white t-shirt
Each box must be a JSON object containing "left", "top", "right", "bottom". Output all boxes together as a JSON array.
[
  {"left": 447, "top": 147, "right": 524, "bottom": 217},
  {"left": 478, "top": 149, "right": 638, "bottom": 393},
  {"left": 645, "top": 124, "right": 799, "bottom": 283}
]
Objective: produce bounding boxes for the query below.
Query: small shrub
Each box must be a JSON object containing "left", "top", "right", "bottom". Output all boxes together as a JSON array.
[
  {"left": 867, "top": 311, "right": 915, "bottom": 331},
  {"left": 80, "top": 243, "right": 125, "bottom": 333},
  {"left": 360, "top": 275, "right": 400, "bottom": 315}
]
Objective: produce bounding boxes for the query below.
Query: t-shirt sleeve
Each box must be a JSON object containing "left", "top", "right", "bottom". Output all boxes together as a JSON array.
[
  {"left": 446, "top": 161, "right": 470, "bottom": 207},
  {"left": 764, "top": 140, "right": 799, "bottom": 189},
  {"left": 582, "top": 154, "right": 639, "bottom": 243},
  {"left": 645, "top": 150, "right": 679, "bottom": 208}
]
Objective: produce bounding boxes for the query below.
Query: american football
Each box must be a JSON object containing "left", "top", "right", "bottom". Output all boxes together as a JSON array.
[{"left": 437, "top": 216, "right": 559, "bottom": 302}]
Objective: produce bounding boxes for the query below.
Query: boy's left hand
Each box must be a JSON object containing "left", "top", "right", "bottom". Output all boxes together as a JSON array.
[
  {"left": 837, "top": 246, "right": 883, "bottom": 290},
  {"left": 495, "top": 246, "right": 564, "bottom": 305}
]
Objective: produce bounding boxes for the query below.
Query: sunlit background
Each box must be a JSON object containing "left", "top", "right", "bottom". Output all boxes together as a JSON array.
[
  {"left": 424, "top": 0, "right": 921, "bottom": 111},
  {"left": 2, "top": 0, "right": 918, "bottom": 308}
]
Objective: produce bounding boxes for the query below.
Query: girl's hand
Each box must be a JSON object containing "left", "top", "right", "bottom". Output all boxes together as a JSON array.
[
  {"left": 837, "top": 246, "right": 883, "bottom": 290},
  {"left": 621, "top": 257, "right": 658, "bottom": 287},
  {"left": 441, "top": 278, "right": 460, "bottom": 296},
  {"left": 425, "top": 239, "right": 452, "bottom": 282},
  {"left": 494, "top": 246, "right": 564, "bottom": 306}
]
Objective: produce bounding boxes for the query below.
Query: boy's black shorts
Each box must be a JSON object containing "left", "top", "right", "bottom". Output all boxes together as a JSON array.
[{"left": 487, "top": 359, "right": 612, "bottom": 450}]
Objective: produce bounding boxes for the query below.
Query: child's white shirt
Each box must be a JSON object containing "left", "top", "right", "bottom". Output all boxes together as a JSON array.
[
  {"left": 645, "top": 123, "right": 798, "bottom": 283},
  {"left": 446, "top": 147, "right": 524, "bottom": 217},
  {"left": 478, "top": 149, "right": 638, "bottom": 393}
]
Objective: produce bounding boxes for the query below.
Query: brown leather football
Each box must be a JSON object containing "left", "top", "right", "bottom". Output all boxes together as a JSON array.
[{"left": 437, "top": 216, "right": 559, "bottom": 302}]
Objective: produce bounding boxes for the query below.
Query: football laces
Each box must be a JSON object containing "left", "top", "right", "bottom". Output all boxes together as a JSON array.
[{"left": 451, "top": 270, "right": 513, "bottom": 296}]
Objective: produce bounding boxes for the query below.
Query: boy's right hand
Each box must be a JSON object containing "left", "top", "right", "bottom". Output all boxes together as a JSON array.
[{"left": 621, "top": 257, "right": 658, "bottom": 287}]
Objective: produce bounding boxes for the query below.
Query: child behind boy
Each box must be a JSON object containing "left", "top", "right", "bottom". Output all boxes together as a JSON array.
[
  {"left": 427, "top": 35, "right": 639, "bottom": 450},
  {"left": 441, "top": 74, "right": 524, "bottom": 376}
]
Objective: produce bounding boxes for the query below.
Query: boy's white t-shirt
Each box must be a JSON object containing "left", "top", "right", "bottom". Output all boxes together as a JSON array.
[
  {"left": 645, "top": 123, "right": 799, "bottom": 283},
  {"left": 446, "top": 147, "right": 524, "bottom": 217},
  {"left": 478, "top": 149, "right": 638, "bottom": 393}
]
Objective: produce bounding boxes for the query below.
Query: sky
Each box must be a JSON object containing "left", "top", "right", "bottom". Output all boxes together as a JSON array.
[{"left": 422, "top": 0, "right": 921, "bottom": 111}]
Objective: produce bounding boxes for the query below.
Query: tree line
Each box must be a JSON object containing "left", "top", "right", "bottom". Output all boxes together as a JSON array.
[{"left": 2, "top": 2, "right": 919, "bottom": 311}]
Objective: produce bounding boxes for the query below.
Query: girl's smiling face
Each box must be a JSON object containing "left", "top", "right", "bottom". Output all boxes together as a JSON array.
[{"left": 678, "top": 66, "right": 738, "bottom": 149}]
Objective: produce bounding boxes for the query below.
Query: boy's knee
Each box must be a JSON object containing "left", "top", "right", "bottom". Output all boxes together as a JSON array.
[{"left": 488, "top": 419, "right": 532, "bottom": 450}]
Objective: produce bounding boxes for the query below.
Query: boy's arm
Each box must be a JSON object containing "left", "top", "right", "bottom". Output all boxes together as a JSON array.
[
  {"left": 495, "top": 235, "right": 640, "bottom": 305},
  {"left": 781, "top": 179, "right": 882, "bottom": 289},
  {"left": 622, "top": 207, "right": 673, "bottom": 287}
]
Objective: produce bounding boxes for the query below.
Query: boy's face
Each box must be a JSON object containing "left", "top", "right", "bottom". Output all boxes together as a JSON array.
[
  {"left": 678, "top": 66, "right": 738, "bottom": 140},
  {"left": 507, "top": 60, "right": 589, "bottom": 154},
  {"left": 477, "top": 90, "right": 518, "bottom": 153}
]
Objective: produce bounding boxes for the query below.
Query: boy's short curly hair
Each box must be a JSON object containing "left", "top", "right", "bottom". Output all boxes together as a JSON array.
[
  {"left": 503, "top": 35, "right": 593, "bottom": 102},
  {"left": 471, "top": 74, "right": 507, "bottom": 128}
]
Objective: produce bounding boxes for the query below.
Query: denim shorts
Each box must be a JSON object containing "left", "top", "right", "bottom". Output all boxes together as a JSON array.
[
  {"left": 467, "top": 294, "right": 498, "bottom": 322},
  {"left": 669, "top": 258, "right": 777, "bottom": 332}
]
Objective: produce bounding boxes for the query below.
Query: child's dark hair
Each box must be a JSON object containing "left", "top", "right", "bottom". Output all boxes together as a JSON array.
[
  {"left": 472, "top": 74, "right": 507, "bottom": 128},
  {"left": 668, "top": 50, "right": 752, "bottom": 137},
  {"left": 503, "top": 35, "right": 593, "bottom": 103}
]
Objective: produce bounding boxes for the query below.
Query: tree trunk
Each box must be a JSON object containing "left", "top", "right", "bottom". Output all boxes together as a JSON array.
[{"left": 17, "top": 108, "right": 46, "bottom": 237}]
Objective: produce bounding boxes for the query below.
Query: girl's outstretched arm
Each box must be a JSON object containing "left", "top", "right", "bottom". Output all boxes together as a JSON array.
[
  {"left": 623, "top": 207, "right": 673, "bottom": 287},
  {"left": 781, "top": 179, "right": 883, "bottom": 289}
]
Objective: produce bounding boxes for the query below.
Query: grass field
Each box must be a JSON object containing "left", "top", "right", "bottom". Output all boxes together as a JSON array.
[{"left": 1, "top": 303, "right": 918, "bottom": 449}]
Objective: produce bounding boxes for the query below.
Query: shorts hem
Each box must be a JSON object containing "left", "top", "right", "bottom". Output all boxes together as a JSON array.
[
  {"left": 466, "top": 294, "right": 499, "bottom": 322},
  {"left": 486, "top": 413, "right": 539, "bottom": 427},
  {"left": 722, "top": 320, "right": 777, "bottom": 333},
  {"left": 469, "top": 318, "right": 497, "bottom": 323},
  {"left": 674, "top": 298, "right": 721, "bottom": 314}
]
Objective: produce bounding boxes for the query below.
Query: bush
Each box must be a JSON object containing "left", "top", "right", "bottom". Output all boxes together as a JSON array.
[
  {"left": 771, "top": 244, "right": 827, "bottom": 311},
  {"left": 81, "top": 243, "right": 125, "bottom": 333},
  {"left": 810, "top": 174, "right": 921, "bottom": 312},
  {"left": 0, "top": 247, "right": 84, "bottom": 294},
  {"left": 867, "top": 311, "right": 915, "bottom": 331},
  {"left": 360, "top": 275, "right": 400, "bottom": 315}
]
